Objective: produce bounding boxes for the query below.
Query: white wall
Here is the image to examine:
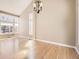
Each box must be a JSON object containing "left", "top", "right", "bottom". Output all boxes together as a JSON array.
[
  {"left": 36, "top": 0, "right": 76, "bottom": 46},
  {"left": 18, "top": 3, "right": 33, "bottom": 37},
  {"left": 77, "top": 0, "right": 79, "bottom": 52}
]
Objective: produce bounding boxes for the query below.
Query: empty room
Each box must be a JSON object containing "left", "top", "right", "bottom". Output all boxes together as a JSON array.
[{"left": 0, "top": 0, "right": 79, "bottom": 59}]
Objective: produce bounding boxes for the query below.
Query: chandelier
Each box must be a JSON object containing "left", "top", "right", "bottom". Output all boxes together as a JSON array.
[{"left": 33, "top": 0, "right": 42, "bottom": 14}]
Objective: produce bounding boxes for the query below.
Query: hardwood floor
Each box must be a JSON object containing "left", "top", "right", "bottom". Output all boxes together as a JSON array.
[
  {"left": 0, "top": 37, "right": 29, "bottom": 59},
  {"left": 0, "top": 39, "right": 79, "bottom": 59},
  {"left": 35, "top": 40, "right": 79, "bottom": 59}
]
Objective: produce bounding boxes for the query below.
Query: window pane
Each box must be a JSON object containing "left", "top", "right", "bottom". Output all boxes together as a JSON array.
[{"left": 0, "top": 13, "right": 19, "bottom": 34}]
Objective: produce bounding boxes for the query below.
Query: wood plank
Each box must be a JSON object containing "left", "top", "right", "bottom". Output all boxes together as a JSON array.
[{"left": 35, "top": 40, "right": 79, "bottom": 59}]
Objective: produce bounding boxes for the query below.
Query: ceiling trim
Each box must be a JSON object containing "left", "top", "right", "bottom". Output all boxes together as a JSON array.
[{"left": 0, "top": 10, "right": 20, "bottom": 17}]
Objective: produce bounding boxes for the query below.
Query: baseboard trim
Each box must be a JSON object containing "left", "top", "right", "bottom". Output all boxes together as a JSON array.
[
  {"left": 36, "top": 39, "right": 79, "bottom": 55},
  {"left": 74, "top": 47, "right": 79, "bottom": 55},
  {"left": 36, "top": 39, "right": 75, "bottom": 48}
]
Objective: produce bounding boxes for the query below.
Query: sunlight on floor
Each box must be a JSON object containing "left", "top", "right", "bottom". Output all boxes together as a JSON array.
[
  {"left": 0, "top": 37, "right": 36, "bottom": 59},
  {"left": 14, "top": 40, "right": 35, "bottom": 59},
  {"left": 27, "top": 40, "right": 35, "bottom": 59}
]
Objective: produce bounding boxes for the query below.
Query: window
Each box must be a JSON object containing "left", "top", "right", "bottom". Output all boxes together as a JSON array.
[
  {"left": 29, "top": 13, "right": 33, "bottom": 35},
  {"left": 0, "top": 13, "right": 18, "bottom": 35}
]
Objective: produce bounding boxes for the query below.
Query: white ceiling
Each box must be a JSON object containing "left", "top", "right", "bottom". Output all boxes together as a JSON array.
[{"left": 0, "top": 0, "right": 32, "bottom": 15}]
